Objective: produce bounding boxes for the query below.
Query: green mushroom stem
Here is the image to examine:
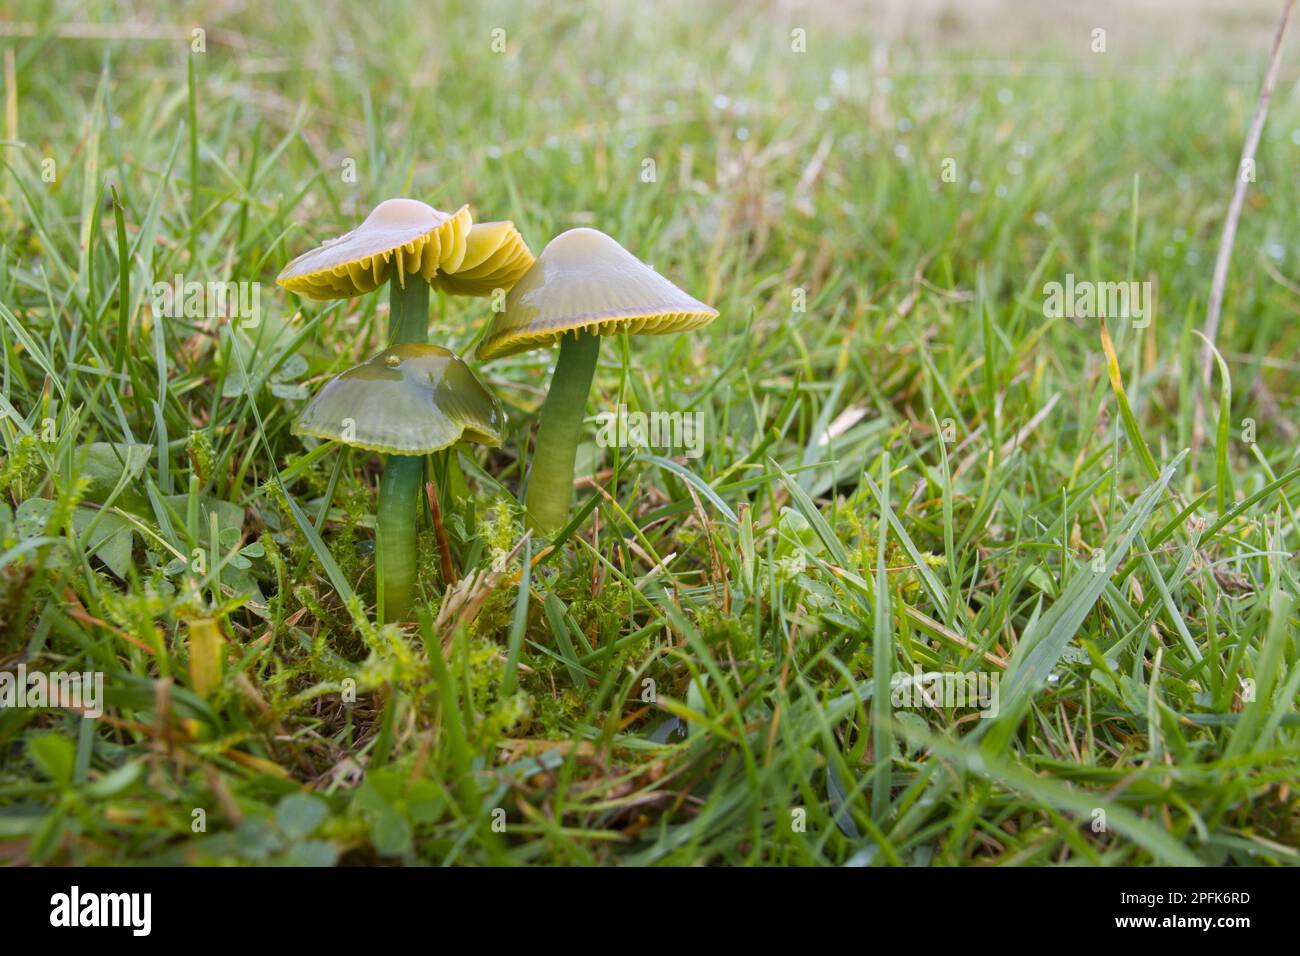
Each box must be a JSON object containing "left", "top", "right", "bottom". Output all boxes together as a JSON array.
[
  {"left": 376, "top": 453, "right": 423, "bottom": 623},
  {"left": 525, "top": 330, "right": 601, "bottom": 534},
  {"left": 377, "top": 271, "right": 430, "bottom": 622},
  {"left": 388, "top": 270, "right": 429, "bottom": 346}
]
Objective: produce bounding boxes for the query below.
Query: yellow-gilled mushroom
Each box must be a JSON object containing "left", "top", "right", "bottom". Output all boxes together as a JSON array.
[
  {"left": 432, "top": 221, "right": 534, "bottom": 297},
  {"left": 278, "top": 198, "right": 472, "bottom": 299},
  {"left": 475, "top": 227, "right": 718, "bottom": 534},
  {"left": 277, "top": 199, "right": 534, "bottom": 346}
]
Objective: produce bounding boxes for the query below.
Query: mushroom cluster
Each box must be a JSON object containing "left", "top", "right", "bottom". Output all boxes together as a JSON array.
[
  {"left": 279, "top": 198, "right": 530, "bottom": 623},
  {"left": 279, "top": 202, "right": 716, "bottom": 624}
]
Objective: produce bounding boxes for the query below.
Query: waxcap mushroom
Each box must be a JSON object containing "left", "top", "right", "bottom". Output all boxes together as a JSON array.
[
  {"left": 475, "top": 227, "right": 718, "bottom": 360},
  {"left": 433, "top": 221, "right": 535, "bottom": 297},
  {"left": 293, "top": 343, "right": 504, "bottom": 455},
  {"left": 277, "top": 198, "right": 472, "bottom": 300}
]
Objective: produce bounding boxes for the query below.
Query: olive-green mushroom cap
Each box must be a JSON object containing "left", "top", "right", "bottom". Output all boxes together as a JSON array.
[
  {"left": 277, "top": 198, "right": 471, "bottom": 300},
  {"left": 432, "top": 221, "right": 535, "bottom": 297},
  {"left": 293, "top": 344, "right": 504, "bottom": 455},
  {"left": 474, "top": 227, "right": 718, "bottom": 361}
]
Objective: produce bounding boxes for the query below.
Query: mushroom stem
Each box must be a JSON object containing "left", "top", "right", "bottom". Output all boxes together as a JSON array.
[
  {"left": 525, "top": 330, "right": 601, "bottom": 534},
  {"left": 376, "top": 271, "right": 428, "bottom": 623},
  {"left": 376, "top": 453, "right": 423, "bottom": 623},
  {"left": 388, "top": 270, "right": 429, "bottom": 346}
]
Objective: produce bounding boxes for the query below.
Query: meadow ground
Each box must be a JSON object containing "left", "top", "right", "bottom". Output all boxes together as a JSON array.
[{"left": 1, "top": 0, "right": 1298, "bottom": 865}]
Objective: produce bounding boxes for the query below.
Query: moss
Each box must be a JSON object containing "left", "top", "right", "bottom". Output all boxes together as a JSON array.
[
  {"left": 186, "top": 429, "right": 216, "bottom": 485},
  {"left": 462, "top": 634, "right": 529, "bottom": 748},
  {"left": 0, "top": 434, "right": 43, "bottom": 496}
]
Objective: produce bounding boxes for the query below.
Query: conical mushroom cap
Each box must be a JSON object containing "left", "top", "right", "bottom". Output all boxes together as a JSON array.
[
  {"left": 433, "top": 221, "right": 535, "bottom": 297},
  {"left": 474, "top": 228, "right": 718, "bottom": 361},
  {"left": 293, "top": 344, "right": 505, "bottom": 455},
  {"left": 277, "top": 198, "right": 472, "bottom": 300}
]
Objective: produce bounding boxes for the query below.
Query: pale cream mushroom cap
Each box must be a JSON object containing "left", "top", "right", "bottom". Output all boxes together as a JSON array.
[
  {"left": 277, "top": 198, "right": 471, "bottom": 299},
  {"left": 474, "top": 228, "right": 718, "bottom": 361}
]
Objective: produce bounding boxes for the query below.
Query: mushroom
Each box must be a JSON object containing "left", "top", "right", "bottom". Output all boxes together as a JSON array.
[
  {"left": 277, "top": 199, "right": 534, "bottom": 346},
  {"left": 432, "top": 221, "right": 534, "bottom": 297},
  {"left": 475, "top": 227, "right": 718, "bottom": 534},
  {"left": 294, "top": 343, "right": 505, "bottom": 623}
]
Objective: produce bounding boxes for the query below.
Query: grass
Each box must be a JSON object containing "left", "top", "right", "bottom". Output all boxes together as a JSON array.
[{"left": 1, "top": 0, "right": 1298, "bottom": 866}]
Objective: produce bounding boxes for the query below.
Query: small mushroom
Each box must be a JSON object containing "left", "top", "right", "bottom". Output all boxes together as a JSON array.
[
  {"left": 294, "top": 343, "right": 505, "bottom": 623},
  {"left": 277, "top": 198, "right": 473, "bottom": 299},
  {"left": 277, "top": 197, "right": 471, "bottom": 349},
  {"left": 277, "top": 199, "right": 533, "bottom": 347},
  {"left": 475, "top": 227, "right": 718, "bottom": 534}
]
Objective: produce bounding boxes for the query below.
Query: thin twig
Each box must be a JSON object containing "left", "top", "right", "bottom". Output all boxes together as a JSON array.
[
  {"left": 1197, "top": 0, "right": 1295, "bottom": 446},
  {"left": 425, "top": 478, "right": 458, "bottom": 587}
]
